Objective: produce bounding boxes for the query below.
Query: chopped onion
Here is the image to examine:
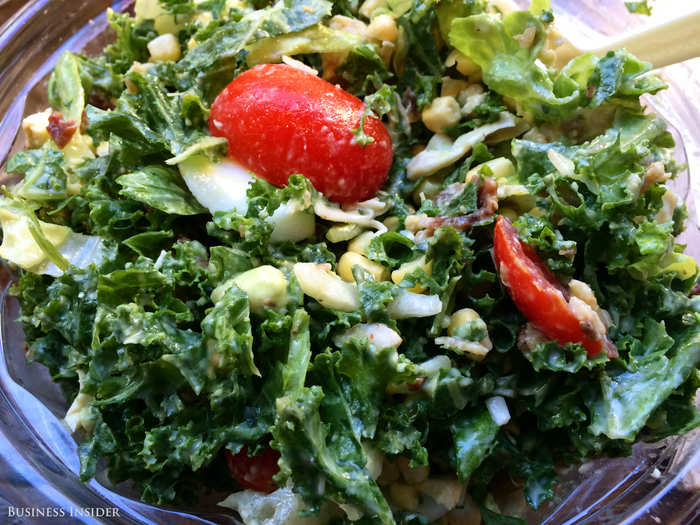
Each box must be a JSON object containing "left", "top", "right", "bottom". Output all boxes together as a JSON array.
[
  {"left": 417, "top": 355, "right": 452, "bottom": 375},
  {"left": 486, "top": 396, "right": 511, "bottom": 426},
  {"left": 313, "top": 199, "right": 387, "bottom": 233},
  {"left": 406, "top": 113, "right": 515, "bottom": 179},
  {"left": 387, "top": 289, "right": 442, "bottom": 319},
  {"left": 334, "top": 323, "right": 402, "bottom": 349},
  {"left": 434, "top": 336, "right": 490, "bottom": 361},
  {"left": 293, "top": 262, "right": 360, "bottom": 312},
  {"left": 546, "top": 148, "right": 575, "bottom": 176},
  {"left": 281, "top": 55, "right": 319, "bottom": 75}
]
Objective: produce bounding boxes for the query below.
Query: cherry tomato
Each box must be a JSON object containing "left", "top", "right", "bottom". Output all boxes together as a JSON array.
[
  {"left": 225, "top": 445, "right": 280, "bottom": 493},
  {"left": 209, "top": 63, "right": 393, "bottom": 204},
  {"left": 493, "top": 215, "right": 605, "bottom": 356}
]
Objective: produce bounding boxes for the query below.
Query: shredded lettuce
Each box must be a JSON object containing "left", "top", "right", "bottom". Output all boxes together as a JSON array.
[{"left": 0, "top": 200, "right": 104, "bottom": 275}]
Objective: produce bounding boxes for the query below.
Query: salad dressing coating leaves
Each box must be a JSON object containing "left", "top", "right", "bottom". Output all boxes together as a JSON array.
[{"left": 3, "top": 0, "right": 699, "bottom": 523}]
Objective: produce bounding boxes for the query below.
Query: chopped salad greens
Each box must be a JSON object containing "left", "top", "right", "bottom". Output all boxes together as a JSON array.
[{"left": 2, "top": 0, "right": 699, "bottom": 523}]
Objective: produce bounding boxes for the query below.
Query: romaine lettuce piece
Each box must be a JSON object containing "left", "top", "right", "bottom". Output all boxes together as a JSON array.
[
  {"left": 48, "top": 52, "right": 85, "bottom": 122},
  {"left": 449, "top": 11, "right": 665, "bottom": 122},
  {"left": 245, "top": 24, "right": 363, "bottom": 65},
  {"left": 449, "top": 11, "right": 580, "bottom": 121},
  {"left": 6, "top": 145, "right": 69, "bottom": 202},
  {"left": 589, "top": 324, "right": 700, "bottom": 440},
  {"left": 0, "top": 200, "right": 104, "bottom": 276}
]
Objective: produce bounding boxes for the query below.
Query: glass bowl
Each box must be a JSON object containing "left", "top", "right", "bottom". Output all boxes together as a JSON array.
[{"left": 0, "top": 1, "right": 698, "bottom": 524}]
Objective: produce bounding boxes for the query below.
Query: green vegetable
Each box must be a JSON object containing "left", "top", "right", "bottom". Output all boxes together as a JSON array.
[
  {"left": 5, "top": 0, "right": 699, "bottom": 519},
  {"left": 87, "top": 72, "right": 227, "bottom": 163},
  {"left": 625, "top": 1, "right": 652, "bottom": 15},
  {"left": 273, "top": 321, "right": 395, "bottom": 523},
  {"left": 589, "top": 325, "right": 700, "bottom": 440},
  {"left": 179, "top": 0, "right": 332, "bottom": 75},
  {"left": 450, "top": 14, "right": 664, "bottom": 121},
  {"left": 48, "top": 52, "right": 85, "bottom": 122},
  {"left": 449, "top": 11, "right": 579, "bottom": 121},
  {"left": 117, "top": 165, "right": 207, "bottom": 215},
  {"left": 6, "top": 146, "right": 69, "bottom": 202},
  {"left": 452, "top": 406, "right": 499, "bottom": 481}
]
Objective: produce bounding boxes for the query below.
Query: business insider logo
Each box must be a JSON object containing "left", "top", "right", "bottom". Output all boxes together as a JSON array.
[{"left": 7, "top": 506, "right": 121, "bottom": 519}]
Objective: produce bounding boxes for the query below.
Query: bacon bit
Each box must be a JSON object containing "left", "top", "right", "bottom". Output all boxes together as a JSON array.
[
  {"left": 47, "top": 111, "right": 78, "bottom": 149},
  {"left": 519, "top": 321, "right": 618, "bottom": 358},
  {"left": 690, "top": 284, "right": 700, "bottom": 297},
  {"left": 406, "top": 377, "right": 426, "bottom": 391},
  {"left": 80, "top": 109, "right": 89, "bottom": 134},
  {"left": 604, "top": 338, "right": 618, "bottom": 359},
  {"left": 416, "top": 175, "right": 499, "bottom": 242},
  {"left": 517, "top": 322, "right": 546, "bottom": 353},
  {"left": 586, "top": 85, "right": 596, "bottom": 99},
  {"left": 401, "top": 87, "right": 420, "bottom": 124},
  {"left": 87, "top": 90, "right": 115, "bottom": 110}
]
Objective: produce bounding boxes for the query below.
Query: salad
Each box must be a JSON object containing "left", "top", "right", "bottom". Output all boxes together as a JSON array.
[{"left": 1, "top": 0, "right": 699, "bottom": 523}]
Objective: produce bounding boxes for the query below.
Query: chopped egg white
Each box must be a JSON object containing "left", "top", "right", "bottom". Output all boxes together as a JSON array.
[
  {"left": 177, "top": 155, "right": 315, "bottom": 242},
  {"left": 178, "top": 155, "right": 254, "bottom": 215}
]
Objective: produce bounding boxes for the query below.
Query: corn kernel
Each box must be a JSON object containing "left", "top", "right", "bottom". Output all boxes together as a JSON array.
[
  {"left": 367, "top": 14, "right": 398, "bottom": 43},
  {"left": 348, "top": 231, "right": 375, "bottom": 255},
  {"left": 422, "top": 96, "right": 461, "bottom": 134},
  {"left": 228, "top": 265, "right": 288, "bottom": 314},
  {"left": 389, "top": 483, "right": 420, "bottom": 511},
  {"left": 397, "top": 456, "right": 430, "bottom": 485},
  {"left": 441, "top": 77, "right": 470, "bottom": 98},
  {"left": 417, "top": 478, "right": 465, "bottom": 511},
  {"left": 338, "top": 252, "right": 389, "bottom": 283},
  {"left": 391, "top": 256, "right": 432, "bottom": 293},
  {"left": 21, "top": 108, "right": 52, "bottom": 148},
  {"left": 147, "top": 33, "right": 181, "bottom": 63}
]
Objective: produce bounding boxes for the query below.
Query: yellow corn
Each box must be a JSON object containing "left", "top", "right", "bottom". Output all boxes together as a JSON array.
[{"left": 338, "top": 252, "right": 389, "bottom": 283}]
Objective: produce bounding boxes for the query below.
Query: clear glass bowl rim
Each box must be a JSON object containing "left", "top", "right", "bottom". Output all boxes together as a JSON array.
[{"left": 0, "top": 1, "right": 698, "bottom": 524}]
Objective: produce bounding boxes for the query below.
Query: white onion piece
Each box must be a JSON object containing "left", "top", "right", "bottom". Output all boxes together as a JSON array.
[
  {"left": 486, "top": 396, "right": 511, "bottom": 426},
  {"left": 547, "top": 148, "right": 575, "bottom": 176},
  {"left": 313, "top": 200, "right": 387, "bottom": 233},
  {"left": 179, "top": 155, "right": 252, "bottom": 214},
  {"left": 219, "top": 487, "right": 327, "bottom": 525},
  {"left": 334, "top": 323, "right": 402, "bottom": 349},
  {"left": 293, "top": 263, "right": 360, "bottom": 312},
  {"left": 387, "top": 289, "right": 442, "bottom": 319},
  {"left": 179, "top": 156, "right": 315, "bottom": 242}
]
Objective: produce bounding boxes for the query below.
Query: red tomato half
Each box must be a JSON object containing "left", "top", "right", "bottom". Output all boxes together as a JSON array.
[
  {"left": 209, "top": 63, "right": 393, "bottom": 204},
  {"left": 493, "top": 216, "right": 605, "bottom": 356},
  {"left": 225, "top": 445, "right": 280, "bottom": 493}
]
